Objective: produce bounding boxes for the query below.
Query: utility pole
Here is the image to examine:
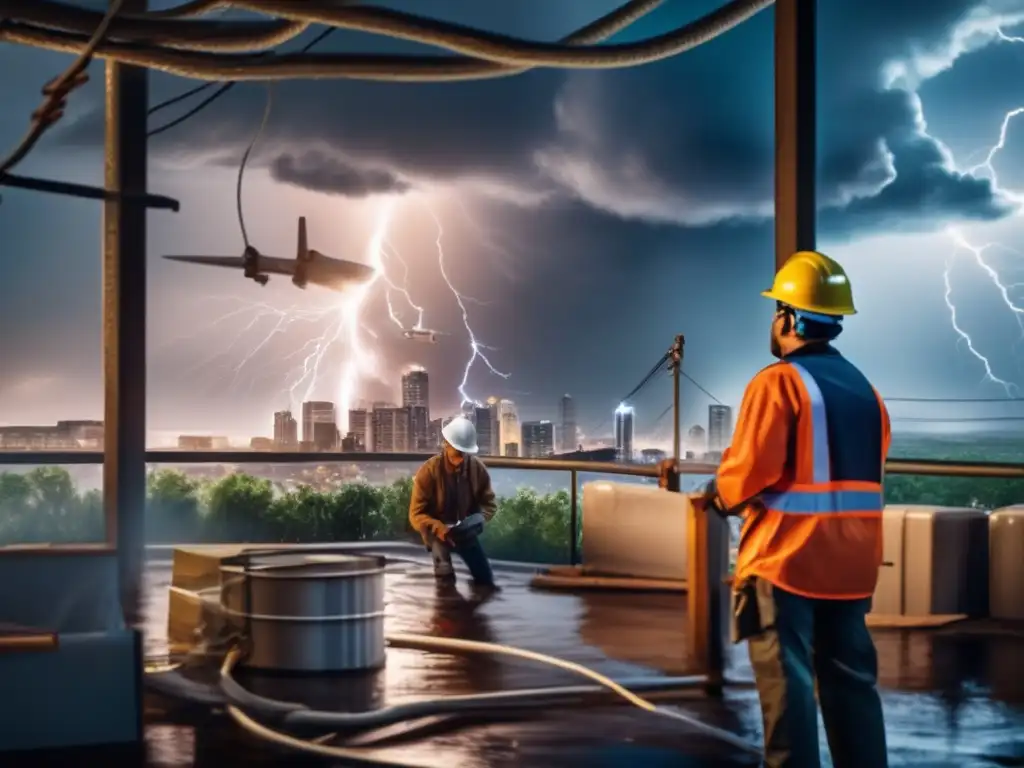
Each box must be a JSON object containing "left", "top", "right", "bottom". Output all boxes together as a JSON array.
[
  {"left": 774, "top": 0, "right": 817, "bottom": 269},
  {"left": 668, "top": 334, "right": 684, "bottom": 460},
  {"left": 104, "top": 0, "right": 149, "bottom": 627}
]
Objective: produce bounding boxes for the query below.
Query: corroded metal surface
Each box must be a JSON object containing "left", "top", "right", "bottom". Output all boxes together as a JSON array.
[{"left": 142, "top": 559, "right": 1024, "bottom": 767}]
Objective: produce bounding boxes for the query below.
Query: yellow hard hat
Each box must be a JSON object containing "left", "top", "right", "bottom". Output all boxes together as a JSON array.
[{"left": 761, "top": 250, "right": 856, "bottom": 316}]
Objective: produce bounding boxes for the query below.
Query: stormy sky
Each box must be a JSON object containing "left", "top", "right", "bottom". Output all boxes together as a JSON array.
[{"left": 3, "top": 0, "right": 1024, "bottom": 446}]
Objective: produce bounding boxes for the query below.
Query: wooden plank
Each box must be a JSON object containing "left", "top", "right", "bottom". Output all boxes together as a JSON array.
[
  {"left": 0, "top": 543, "right": 115, "bottom": 557},
  {"left": 531, "top": 571, "right": 686, "bottom": 593},
  {"left": 0, "top": 623, "right": 58, "bottom": 653}
]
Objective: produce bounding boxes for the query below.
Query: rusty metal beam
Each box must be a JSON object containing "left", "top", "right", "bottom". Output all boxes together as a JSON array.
[
  {"left": 774, "top": 0, "right": 817, "bottom": 269},
  {"left": 103, "top": 0, "right": 149, "bottom": 627}
]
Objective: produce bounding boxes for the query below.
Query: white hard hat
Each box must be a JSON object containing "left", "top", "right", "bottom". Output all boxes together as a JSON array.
[{"left": 441, "top": 416, "right": 479, "bottom": 454}]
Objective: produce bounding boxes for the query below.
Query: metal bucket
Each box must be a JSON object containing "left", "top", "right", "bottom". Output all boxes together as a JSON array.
[{"left": 220, "top": 552, "right": 386, "bottom": 673}]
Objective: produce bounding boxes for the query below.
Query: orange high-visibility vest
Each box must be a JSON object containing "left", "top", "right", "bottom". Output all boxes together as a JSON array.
[{"left": 715, "top": 348, "right": 890, "bottom": 600}]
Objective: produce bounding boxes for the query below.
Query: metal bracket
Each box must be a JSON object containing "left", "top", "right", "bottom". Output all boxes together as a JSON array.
[{"left": 0, "top": 172, "right": 180, "bottom": 210}]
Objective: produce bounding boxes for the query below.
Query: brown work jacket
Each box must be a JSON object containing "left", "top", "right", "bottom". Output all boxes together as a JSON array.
[{"left": 408, "top": 454, "right": 497, "bottom": 545}]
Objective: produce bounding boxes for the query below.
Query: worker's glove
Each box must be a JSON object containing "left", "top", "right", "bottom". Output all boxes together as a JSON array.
[{"left": 695, "top": 479, "right": 732, "bottom": 518}]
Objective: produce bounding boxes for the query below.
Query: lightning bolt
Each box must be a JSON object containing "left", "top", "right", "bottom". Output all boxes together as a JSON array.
[
  {"left": 164, "top": 194, "right": 511, "bottom": 432},
  {"left": 424, "top": 203, "right": 509, "bottom": 407},
  {"left": 909, "top": 26, "right": 1024, "bottom": 393}
]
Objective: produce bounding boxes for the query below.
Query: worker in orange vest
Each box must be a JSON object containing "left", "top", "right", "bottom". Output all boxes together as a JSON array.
[{"left": 696, "top": 251, "right": 890, "bottom": 768}]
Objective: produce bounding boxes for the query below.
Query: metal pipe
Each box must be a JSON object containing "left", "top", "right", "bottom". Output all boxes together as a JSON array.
[
  {"left": 569, "top": 469, "right": 579, "bottom": 565},
  {"left": 3, "top": 452, "right": 1024, "bottom": 479},
  {"left": 0, "top": 171, "right": 180, "bottom": 208}
]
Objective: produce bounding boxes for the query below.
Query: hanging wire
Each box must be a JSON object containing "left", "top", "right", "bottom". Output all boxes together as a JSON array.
[
  {"left": 148, "top": 26, "right": 337, "bottom": 138},
  {"left": 236, "top": 86, "right": 274, "bottom": 249}
]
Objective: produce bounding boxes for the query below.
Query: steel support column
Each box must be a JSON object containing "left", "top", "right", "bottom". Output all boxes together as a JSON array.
[
  {"left": 103, "top": 0, "right": 149, "bottom": 626},
  {"left": 774, "top": 0, "right": 817, "bottom": 269}
]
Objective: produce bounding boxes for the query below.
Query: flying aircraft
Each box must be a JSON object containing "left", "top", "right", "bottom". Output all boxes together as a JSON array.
[
  {"left": 403, "top": 328, "right": 448, "bottom": 344},
  {"left": 163, "top": 216, "right": 376, "bottom": 291}
]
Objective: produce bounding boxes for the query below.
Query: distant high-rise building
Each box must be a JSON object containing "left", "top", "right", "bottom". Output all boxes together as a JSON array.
[
  {"left": 686, "top": 424, "right": 706, "bottom": 455},
  {"left": 177, "top": 435, "right": 228, "bottom": 450},
  {"left": 558, "top": 394, "right": 577, "bottom": 453},
  {"left": 504, "top": 442, "right": 519, "bottom": 458},
  {"left": 521, "top": 421, "right": 555, "bottom": 458},
  {"left": 274, "top": 410, "right": 298, "bottom": 448},
  {"left": 708, "top": 405, "right": 734, "bottom": 453},
  {"left": 401, "top": 366, "right": 430, "bottom": 413},
  {"left": 372, "top": 405, "right": 411, "bottom": 452},
  {"left": 614, "top": 403, "right": 635, "bottom": 462},
  {"left": 498, "top": 399, "right": 520, "bottom": 457},
  {"left": 302, "top": 401, "right": 336, "bottom": 449},
  {"left": 347, "top": 408, "right": 369, "bottom": 452},
  {"left": 427, "top": 417, "right": 445, "bottom": 452},
  {"left": 474, "top": 404, "right": 496, "bottom": 456},
  {"left": 408, "top": 405, "right": 429, "bottom": 451}
]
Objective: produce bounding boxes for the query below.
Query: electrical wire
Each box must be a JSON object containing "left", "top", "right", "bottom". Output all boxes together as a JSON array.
[
  {"left": 236, "top": 85, "right": 273, "bottom": 250},
  {"left": 218, "top": 640, "right": 760, "bottom": 764},
  {"left": 0, "top": 0, "right": 124, "bottom": 175},
  {"left": 0, "top": 0, "right": 310, "bottom": 53},
  {"left": 0, "top": 0, "right": 774, "bottom": 82},
  {"left": 237, "top": 0, "right": 774, "bottom": 69},
  {"left": 147, "top": 0, "right": 664, "bottom": 139},
  {"left": 147, "top": 25, "right": 337, "bottom": 138},
  {"left": 683, "top": 372, "right": 724, "bottom": 405}
]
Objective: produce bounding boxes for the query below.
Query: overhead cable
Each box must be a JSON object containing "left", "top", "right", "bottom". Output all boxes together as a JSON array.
[
  {"left": 0, "top": 0, "right": 774, "bottom": 82},
  {"left": 148, "top": 25, "right": 337, "bottom": 138},
  {"left": 234, "top": 0, "right": 773, "bottom": 69},
  {"left": 0, "top": 0, "right": 310, "bottom": 53}
]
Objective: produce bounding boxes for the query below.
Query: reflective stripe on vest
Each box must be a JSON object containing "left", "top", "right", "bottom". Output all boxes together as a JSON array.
[{"left": 757, "top": 361, "right": 883, "bottom": 516}]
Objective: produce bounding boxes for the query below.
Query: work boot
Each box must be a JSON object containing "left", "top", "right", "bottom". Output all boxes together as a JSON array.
[{"left": 469, "top": 582, "right": 501, "bottom": 606}]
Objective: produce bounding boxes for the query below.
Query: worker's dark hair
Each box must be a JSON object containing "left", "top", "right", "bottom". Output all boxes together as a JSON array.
[{"left": 776, "top": 302, "right": 843, "bottom": 342}]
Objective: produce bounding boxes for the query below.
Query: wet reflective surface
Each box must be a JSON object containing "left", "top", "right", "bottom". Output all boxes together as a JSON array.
[{"left": 142, "top": 557, "right": 1024, "bottom": 767}]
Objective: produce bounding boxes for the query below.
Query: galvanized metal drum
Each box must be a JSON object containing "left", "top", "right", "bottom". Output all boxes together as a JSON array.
[{"left": 220, "top": 552, "right": 386, "bottom": 673}]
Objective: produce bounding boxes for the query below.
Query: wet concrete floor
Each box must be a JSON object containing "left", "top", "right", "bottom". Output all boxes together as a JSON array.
[{"left": 141, "top": 555, "right": 1024, "bottom": 767}]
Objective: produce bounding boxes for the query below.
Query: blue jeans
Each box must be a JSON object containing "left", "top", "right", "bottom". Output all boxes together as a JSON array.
[
  {"left": 738, "top": 578, "right": 888, "bottom": 768},
  {"left": 429, "top": 535, "right": 495, "bottom": 586}
]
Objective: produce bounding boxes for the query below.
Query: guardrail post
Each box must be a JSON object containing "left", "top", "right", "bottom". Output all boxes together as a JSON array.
[
  {"left": 569, "top": 469, "right": 579, "bottom": 566},
  {"left": 103, "top": 0, "right": 149, "bottom": 627},
  {"left": 687, "top": 496, "right": 728, "bottom": 694}
]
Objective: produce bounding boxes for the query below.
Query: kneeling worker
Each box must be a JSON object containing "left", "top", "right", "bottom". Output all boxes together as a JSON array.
[
  {"left": 696, "top": 250, "right": 890, "bottom": 768},
  {"left": 409, "top": 415, "right": 499, "bottom": 591}
]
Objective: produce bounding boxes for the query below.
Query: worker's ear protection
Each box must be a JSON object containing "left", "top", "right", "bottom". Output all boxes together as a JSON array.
[{"left": 794, "top": 316, "right": 808, "bottom": 339}]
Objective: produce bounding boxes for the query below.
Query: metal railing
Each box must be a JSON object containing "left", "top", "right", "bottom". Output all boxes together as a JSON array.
[
  {"left": 2, "top": 450, "right": 1024, "bottom": 563},
  {"left": 1, "top": 449, "right": 1021, "bottom": 560}
]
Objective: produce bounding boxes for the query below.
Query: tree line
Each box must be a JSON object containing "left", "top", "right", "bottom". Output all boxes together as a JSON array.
[
  {"left": 0, "top": 467, "right": 1019, "bottom": 560},
  {"left": 0, "top": 467, "right": 576, "bottom": 564}
]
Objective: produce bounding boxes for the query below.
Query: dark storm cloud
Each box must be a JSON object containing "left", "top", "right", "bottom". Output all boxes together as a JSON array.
[
  {"left": 46, "top": 0, "right": 1022, "bottom": 234},
  {"left": 268, "top": 152, "right": 411, "bottom": 197}
]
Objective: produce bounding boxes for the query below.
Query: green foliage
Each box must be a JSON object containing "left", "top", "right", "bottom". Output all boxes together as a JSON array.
[
  {"left": 0, "top": 467, "right": 574, "bottom": 563},
  {"left": 3, "top": 457, "right": 1020, "bottom": 560}
]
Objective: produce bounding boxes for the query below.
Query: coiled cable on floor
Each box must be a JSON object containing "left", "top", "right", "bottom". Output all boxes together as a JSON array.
[{"left": 215, "top": 638, "right": 762, "bottom": 763}]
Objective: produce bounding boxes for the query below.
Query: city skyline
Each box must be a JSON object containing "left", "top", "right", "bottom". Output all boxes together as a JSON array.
[{"left": 5, "top": 1, "right": 1024, "bottom": 445}]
